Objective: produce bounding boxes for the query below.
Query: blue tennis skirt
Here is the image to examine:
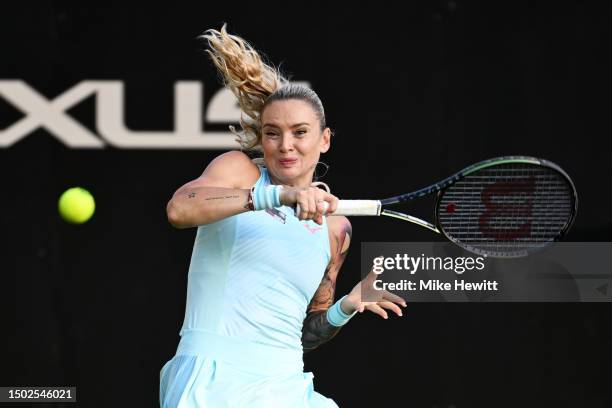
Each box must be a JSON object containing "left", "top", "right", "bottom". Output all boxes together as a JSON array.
[{"left": 160, "top": 329, "right": 339, "bottom": 407}]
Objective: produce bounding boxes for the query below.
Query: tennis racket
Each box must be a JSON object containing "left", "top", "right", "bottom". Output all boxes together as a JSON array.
[{"left": 322, "top": 156, "right": 578, "bottom": 258}]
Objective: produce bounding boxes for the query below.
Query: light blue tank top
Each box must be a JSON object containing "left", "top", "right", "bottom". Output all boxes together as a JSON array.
[{"left": 179, "top": 167, "right": 331, "bottom": 351}]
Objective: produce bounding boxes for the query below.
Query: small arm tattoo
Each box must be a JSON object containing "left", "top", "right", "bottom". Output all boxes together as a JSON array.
[
  {"left": 205, "top": 195, "right": 239, "bottom": 201},
  {"left": 187, "top": 192, "right": 196, "bottom": 198}
]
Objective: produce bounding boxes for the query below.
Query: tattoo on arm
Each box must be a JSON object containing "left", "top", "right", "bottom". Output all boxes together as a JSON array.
[
  {"left": 310, "top": 264, "right": 336, "bottom": 310},
  {"left": 302, "top": 219, "right": 352, "bottom": 353},
  {"left": 204, "top": 195, "right": 239, "bottom": 201},
  {"left": 302, "top": 310, "right": 342, "bottom": 353},
  {"left": 186, "top": 190, "right": 249, "bottom": 211}
]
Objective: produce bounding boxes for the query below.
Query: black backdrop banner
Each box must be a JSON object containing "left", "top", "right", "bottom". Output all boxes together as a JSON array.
[{"left": 1, "top": 1, "right": 610, "bottom": 407}]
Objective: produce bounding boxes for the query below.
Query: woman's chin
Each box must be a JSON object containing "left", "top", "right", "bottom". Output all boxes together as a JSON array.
[{"left": 271, "top": 167, "right": 301, "bottom": 184}]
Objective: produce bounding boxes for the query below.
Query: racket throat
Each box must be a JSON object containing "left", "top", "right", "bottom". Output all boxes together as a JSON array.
[{"left": 381, "top": 209, "right": 440, "bottom": 233}]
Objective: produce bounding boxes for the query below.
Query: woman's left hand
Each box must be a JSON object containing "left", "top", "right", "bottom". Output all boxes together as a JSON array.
[{"left": 341, "top": 264, "right": 407, "bottom": 319}]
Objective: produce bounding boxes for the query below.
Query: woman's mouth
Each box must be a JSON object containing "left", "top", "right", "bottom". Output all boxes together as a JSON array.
[{"left": 279, "top": 158, "right": 298, "bottom": 167}]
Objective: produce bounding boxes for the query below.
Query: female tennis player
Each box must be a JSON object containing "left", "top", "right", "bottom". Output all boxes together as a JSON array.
[{"left": 159, "top": 24, "right": 407, "bottom": 407}]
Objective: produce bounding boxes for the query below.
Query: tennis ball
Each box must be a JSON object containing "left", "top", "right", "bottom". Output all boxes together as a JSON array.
[{"left": 58, "top": 187, "right": 96, "bottom": 224}]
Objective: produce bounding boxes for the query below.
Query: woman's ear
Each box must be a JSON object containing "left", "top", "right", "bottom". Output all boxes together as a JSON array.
[{"left": 320, "top": 128, "right": 331, "bottom": 153}]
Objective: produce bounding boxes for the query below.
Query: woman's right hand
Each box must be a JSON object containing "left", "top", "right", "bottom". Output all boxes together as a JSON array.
[{"left": 280, "top": 184, "right": 338, "bottom": 225}]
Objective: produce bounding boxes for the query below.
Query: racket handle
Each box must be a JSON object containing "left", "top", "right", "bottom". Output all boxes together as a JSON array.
[
  {"left": 295, "top": 200, "right": 381, "bottom": 217},
  {"left": 334, "top": 200, "right": 381, "bottom": 216}
]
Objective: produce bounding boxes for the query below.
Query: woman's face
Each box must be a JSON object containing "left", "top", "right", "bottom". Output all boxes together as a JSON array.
[{"left": 260, "top": 99, "right": 330, "bottom": 187}]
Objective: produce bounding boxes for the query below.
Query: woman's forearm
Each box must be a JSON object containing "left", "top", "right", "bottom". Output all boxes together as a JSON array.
[
  {"left": 166, "top": 186, "right": 251, "bottom": 228},
  {"left": 301, "top": 310, "right": 343, "bottom": 353}
]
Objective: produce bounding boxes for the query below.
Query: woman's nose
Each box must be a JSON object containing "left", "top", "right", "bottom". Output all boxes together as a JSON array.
[{"left": 279, "top": 135, "right": 294, "bottom": 152}]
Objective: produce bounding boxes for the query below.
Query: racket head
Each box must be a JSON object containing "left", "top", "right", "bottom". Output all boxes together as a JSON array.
[{"left": 433, "top": 157, "right": 578, "bottom": 257}]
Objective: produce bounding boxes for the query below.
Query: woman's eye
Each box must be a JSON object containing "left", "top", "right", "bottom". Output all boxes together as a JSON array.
[
  {"left": 265, "top": 133, "right": 279, "bottom": 138},
  {"left": 295, "top": 130, "right": 307, "bottom": 136}
]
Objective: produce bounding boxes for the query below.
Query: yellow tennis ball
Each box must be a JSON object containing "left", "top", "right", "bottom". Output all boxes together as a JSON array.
[{"left": 58, "top": 187, "right": 96, "bottom": 224}]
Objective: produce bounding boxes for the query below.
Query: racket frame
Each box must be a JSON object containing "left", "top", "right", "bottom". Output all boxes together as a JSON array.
[
  {"left": 334, "top": 156, "right": 579, "bottom": 256},
  {"left": 434, "top": 156, "right": 577, "bottom": 243}
]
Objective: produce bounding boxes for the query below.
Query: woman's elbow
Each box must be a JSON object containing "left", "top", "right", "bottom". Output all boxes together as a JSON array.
[
  {"left": 166, "top": 200, "right": 190, "bottom": 229},
  {"left": 166, "top": 199, "right": 212, "bottom": 228}
]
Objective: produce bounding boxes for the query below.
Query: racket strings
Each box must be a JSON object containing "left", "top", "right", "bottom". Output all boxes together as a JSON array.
[{"left": 437, "top": 163, "right": 574, "bottom": 256}]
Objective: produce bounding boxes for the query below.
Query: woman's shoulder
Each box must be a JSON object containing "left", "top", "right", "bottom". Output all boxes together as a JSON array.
[
  {"left": 211, "top": 150, "right": 258, "bottom": 168},
  {"left": 327, "top": 215, "right": 352, "bottom": 239},
  {"left": 202, "top": 150, "right": 261, "bottom": 189},
  {"left": 326, "top": 215, "right": 352, "bottom": 257}
]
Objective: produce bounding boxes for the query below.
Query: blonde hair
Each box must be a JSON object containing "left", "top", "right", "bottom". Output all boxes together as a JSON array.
[
  {"left": 200, "top": 24, "right": 328, "bottom": 150},
  {"left": 200, "top": 24, "right": 285, "bottom": 149}
]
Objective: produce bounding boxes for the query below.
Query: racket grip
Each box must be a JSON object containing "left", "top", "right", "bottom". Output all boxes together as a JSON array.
[
  {"left": 295, "top": 200, "right": 381, "bottom": 216},
  {"left": 334, "top": 200, "right": 382, "bottom": 216}
]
